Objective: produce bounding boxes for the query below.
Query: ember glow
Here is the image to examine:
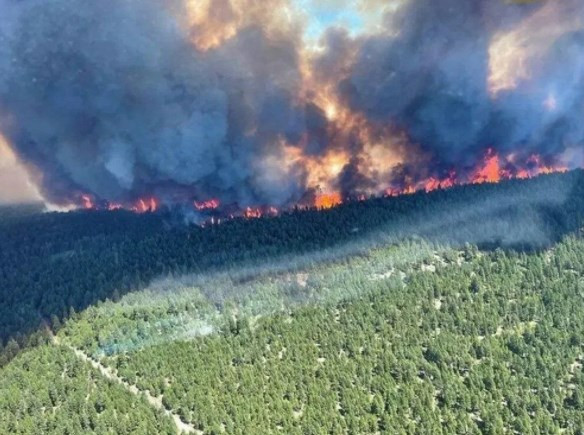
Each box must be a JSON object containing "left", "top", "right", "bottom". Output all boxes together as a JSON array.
[
  {"left": 133, "top": 198, "right": 159, "bottom": 213},
  {"left": 314, "top": 192, "right": 343, "bottom": 209},
  {"left": 81, "top": 195, "right": 95, "bottom": 210},
  {"left": 194, "top": 199, "right": 221, "bottom": 211},
  {"left": 0, "top": 0, "right": 582, "bottom": 211},
  {"left": 79, "top": 196, "right": 159, "bottom": 213},
  {"left": 381, "top": 149, "right": 569, "bottom": 199},
  {"left": 472, "top": 149, "right": 507, "bottom": 185}
]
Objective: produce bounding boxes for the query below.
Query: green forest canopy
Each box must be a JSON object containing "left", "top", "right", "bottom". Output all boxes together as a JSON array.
[{"left": 2, "top": 171, "right": 584, "bottom": 433}]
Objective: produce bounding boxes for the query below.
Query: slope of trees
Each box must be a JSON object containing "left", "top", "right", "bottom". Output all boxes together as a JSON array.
[
  {"left": 1, "top": 170, "right": 583, "bottom": 365},
  {"left": 59, "top": 238, "right": 444, "bottom": 357},
  {"left": 82, "top": 236, "right": 584, "bottom": 433},
  {"left": 2, "top": 172, "right": 584, "bottom": 432},
  {"left": 6, "top": 235, "right": 583, "bottom": 433},
  {"left": 0, "top": 345, "right": 175, "bottom": 434}
]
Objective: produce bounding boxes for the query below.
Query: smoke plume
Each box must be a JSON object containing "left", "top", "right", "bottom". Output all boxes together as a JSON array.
[{"left": 0, "top": 0, "right": 582, "bottom": 210}]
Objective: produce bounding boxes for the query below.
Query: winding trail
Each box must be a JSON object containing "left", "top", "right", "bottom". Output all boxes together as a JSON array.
[{"left": 48, "top": 329, "right": 197, "bottom": 434}]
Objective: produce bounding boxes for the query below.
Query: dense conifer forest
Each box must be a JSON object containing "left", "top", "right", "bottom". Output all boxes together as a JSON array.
[{"left": 2, "top": 171, "right": 584, "bottom": 433}]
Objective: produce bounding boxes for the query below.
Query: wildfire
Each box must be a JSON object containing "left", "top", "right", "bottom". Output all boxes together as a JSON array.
[
  {"left": 381, "top": 149, "right": 568, "bottom": 199},
  {"left": 107, "top": 203, "right": 123, "bottom": 211},
  {"left": 79, "top": 196, "right": 157, "bottom": 213},
  {"left": 195, "top": 199, "right": 221, "bottom": 211},
  {"left": 81, "top": 194, "right": 95, "bottom": 210},
  {"left": 244, "top": 207, "right": 263, "bottom": 219},
  {"left": 472, "top": 148, "right": 508, "bottom": 184},
  {"left": 385, "top": 185, "right": 416, "bottom": 197},
  {"left": 2, "top": 0, "right": 582, "bottom": 230},
  {"left": 467, "top": 149, "right": 568, "bottom": 186},
  {"left": 74, "top": 148, "right": 570, "bottom": 222},
  {"left": 314, "top": 192, "right": 342, "bottom": 209},
  {"left": 292, "top": 35, "right": 407, "bottom": 198},
  {"left": 131, "top": 198, "right": 158, "bottom": 213},
  {"left": 527, "top": 154, "right": 568, "bottom": 176},
  {"left": 424, "top": 171, "right": 456, "bottom": 193}
]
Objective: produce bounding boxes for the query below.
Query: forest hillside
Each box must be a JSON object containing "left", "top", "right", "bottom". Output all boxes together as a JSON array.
[{"left": 2, "top": 172, "right": 584, "bottom": 433}]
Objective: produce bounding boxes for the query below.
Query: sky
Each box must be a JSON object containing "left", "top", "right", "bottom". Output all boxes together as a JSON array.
[
  {"left": 0, "top": 135, "right": 40, "bottom": 204},
  {"left": 300, "top": 0, "right": 399, "bottom": 41}
]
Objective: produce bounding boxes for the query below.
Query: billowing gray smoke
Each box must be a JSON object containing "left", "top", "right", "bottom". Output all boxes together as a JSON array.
[
  {"left": 0, "top": 0, "right": 583, "bottom": 208},
  {"left": 0, "top": 0, "right": 324, "bottom": 207},
  {"left": 336, "top": 0, "right": 584, "bottom": 169}
]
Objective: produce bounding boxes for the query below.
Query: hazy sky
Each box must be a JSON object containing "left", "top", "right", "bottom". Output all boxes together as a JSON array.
[{"left": 0, "top": 136, "right": 40, "bottom": 204}]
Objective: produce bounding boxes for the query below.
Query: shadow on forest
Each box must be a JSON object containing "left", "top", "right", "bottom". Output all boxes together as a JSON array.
[{"left": 1, "top": 170, "right": 584, "bottom": 364}]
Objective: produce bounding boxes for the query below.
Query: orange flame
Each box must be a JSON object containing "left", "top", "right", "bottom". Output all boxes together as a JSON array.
[
  {"left": 244, "top": 207, "right": 263, "bottom": 219},
  {"left": 424, "top": 171, "right": 456, "bottom": 193},
  {"left": 81, "top": 194, "right": 95, "bottom": 209},
  {"left": 527, "top": 154, "right": 568, "bottom": 176},
  {"left": 132, "top": 197, "right": 158, "bottom": 213},
  {"left": 314, "top": 192, "right": 342, "bottom": 209},
  {"left": 194, "top": 199, "right": 221, "bottom": 211},
  {"left": 378, "top": 149, "right": 569, "bottom": 200},
  {"left": 472, "top": 148, "right": 508, "bottom": 184}
]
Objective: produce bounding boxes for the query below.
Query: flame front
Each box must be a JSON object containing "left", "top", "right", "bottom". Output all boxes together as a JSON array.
[
  {"left": 195, "top": 199, "right": 221, "bottom": 211},
  {"left": 314, "top": 192, "right": 342, "bottom": 209},
  {"left": 78, "top": 147, "right": 570, "bottom": 220}
]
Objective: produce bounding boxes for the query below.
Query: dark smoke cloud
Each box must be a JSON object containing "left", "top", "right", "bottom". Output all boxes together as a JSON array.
[
  {"left": 336, "top": 0, "right": 584, "bottom": 168},
  {"left": 0, "top": 0, "right": 320, "bottom": 207},
  {"left": 0, "top": 0, "right": 582, "bottom": 208},
  {"left": 338, "top": 0, "right": 490, "bottom": 166}
]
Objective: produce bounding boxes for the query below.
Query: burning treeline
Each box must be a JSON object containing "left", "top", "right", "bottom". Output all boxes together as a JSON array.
[{"left": 0, "top": 0, "right": 580, "bottom": 216}]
